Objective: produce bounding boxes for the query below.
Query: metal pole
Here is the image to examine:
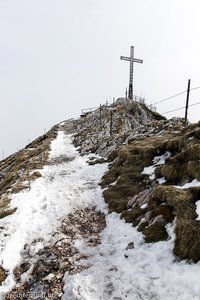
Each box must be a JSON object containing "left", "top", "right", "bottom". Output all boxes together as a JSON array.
[{"left": 185, "top": 79, "right": 191, "bottom": 125}]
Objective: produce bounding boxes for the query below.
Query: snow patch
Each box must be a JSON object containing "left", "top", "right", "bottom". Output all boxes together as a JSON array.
[
  {"left": 157, "top": 177, "right": 166, "bottom": 184},
  {"left": 63, "top": 215, "right": 200, "bottom": 300},
  {"left": 175, "top": 179, "right": 200, "bottom": 189},
  {"left": 196, "top": 201, "right": 200, "bottom": 220}
]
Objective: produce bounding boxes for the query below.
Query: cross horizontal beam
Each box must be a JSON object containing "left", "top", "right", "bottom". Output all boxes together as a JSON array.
[{"left": 120, "top": 56, "right": 143, "bottom": 64}]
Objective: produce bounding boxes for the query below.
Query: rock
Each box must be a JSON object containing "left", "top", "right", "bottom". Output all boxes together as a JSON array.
[
  {"left": 126, "top": 242, "right": 134, "bottom": 250},
  {"left": 149, "top": 215, "right": 168, "bottom": 226},
  {"left": 13, "top": 262, "right": 31, "bottom": 280},
  {"left": 30, "top": 171, "right": 42, "bottom": 180},
  {"left": 144, "top": 210, "right": 154, "bottom": 223},
  {"left": 127, "top": 189, "right": 150, "bottom": 209},
  {"left": 59, "top": 261, "right": 70, "bottom": 270},
  {"left": 43, "top": 273, "right": 55, "bottom": 281}
]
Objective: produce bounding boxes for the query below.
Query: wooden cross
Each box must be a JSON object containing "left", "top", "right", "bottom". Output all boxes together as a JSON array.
[{"left": 120, "top": 46, "right": 143, "bottom": 100}]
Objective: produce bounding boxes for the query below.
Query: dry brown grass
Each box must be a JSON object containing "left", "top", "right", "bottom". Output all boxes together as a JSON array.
[
  {"left": 11, "top": 183, "right": 29, "bottom": 194},
  {"left": 154, "top": 205, "right": 174, "bottom": 222},
  {"left": 101, "top": 143, "right": 156, "bottom": 213},
  {"left": 189, "top": 186, "right": 200, "bottom": 202},
  {"left": 174, "top": 219, "right": 200, "bottom": 262},
  {"left": 137, "top": 221, "right": 148, "bottom": 232},
  {"left": 121, "top": 207, "right": 147, "bottom": 226},
  {"left": 0, "top": 194, "right": 17, "bottom": 219},
  {"left": 149, "top": 186, "right": 196, "bottom": 219},
  {"left": 143, "top": 224, "right": 169, "bottom": 243},
  {"left": 103, "top": 184, "right": 139, "bottom": 213},
  {"left": 154, "top": 142, "right": 200, "bottom": 185},
  {"left": 0, "top": 173, "right": 19, "bottom": 195},
  {"left": 187, "top": 162, "right": 200, "bottom": 181},
  {"left": 0, "top": 207, "right": 17, "bottom": 219},
  {"left": 0, "top": 266, "right": 7, "bottom": 285},
  {"left": 102, "top": 135, "right": 183, "bottom": 215},
  {"left": 147, "top": 184, "right": 200, "bottom": 261},
  {"left": 107, "top": 149, "right": 118, "bottom": 162}
]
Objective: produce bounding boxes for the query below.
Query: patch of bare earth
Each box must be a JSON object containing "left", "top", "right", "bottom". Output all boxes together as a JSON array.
[{"left": 6, "top": 208, "right": 106, "bottom": 300}]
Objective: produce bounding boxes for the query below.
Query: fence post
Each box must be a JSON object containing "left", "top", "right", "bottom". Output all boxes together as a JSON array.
[
  {"left": 110, "top": 108, "right": 113, "bottom": 136},
  {"left": 100, "top": 104, "right": 102, "bottom": 129},
  {"left": 185, "top": 79, "right": 191, "bottom": 126},
  {"left": 25, "top": 163, "right": 31, "bottom": 191}
]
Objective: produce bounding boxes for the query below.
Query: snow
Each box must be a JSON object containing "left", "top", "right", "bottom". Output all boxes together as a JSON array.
[
  {"left": 142, "top": 165, "right": 155, "bottom": 178},
  {"left": 1, "top": 131, "right": 200, "bottom": 299},
  {"left": 196, "top": 201, "right": 200, "bottom": 220},
  {"left": 63, "top": 217, "right": 200, "bottom": 300},
  {"left": 157, "top": 177, "right": 166, "bottom": 184},
  {"left": 141, "top": 203, "right": 147, "bottom": 209},
  {"left": 175, "top": 179, "right": 200, "bottom": 189}
]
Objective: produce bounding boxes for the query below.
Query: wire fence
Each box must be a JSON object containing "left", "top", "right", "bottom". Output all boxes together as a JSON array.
[
  {"left": 80, "top": 85, "right": 200, "bottom": 122},
  {"left": 162, "top": 100, "right": 200, "bottom": 115},
  {"left": 150, "top": 86, "right": 200, "bottom": 116}
]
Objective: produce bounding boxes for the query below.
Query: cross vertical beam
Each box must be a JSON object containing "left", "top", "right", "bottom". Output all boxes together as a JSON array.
[
  {"left": 129, "top": 46, "right": 134, "bottom": 99},
  {"left": 120, "top": 46, "right": 143, "bottom": 100}
]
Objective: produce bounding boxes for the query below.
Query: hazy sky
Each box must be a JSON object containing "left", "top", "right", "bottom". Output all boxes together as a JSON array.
[{"left": 1, "top": 0, "right": 200, "bottom": 158}]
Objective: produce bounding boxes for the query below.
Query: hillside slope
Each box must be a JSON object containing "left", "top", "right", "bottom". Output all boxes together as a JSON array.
[{"left": 0, "top": 99, "right": 200, "bottom": 299}]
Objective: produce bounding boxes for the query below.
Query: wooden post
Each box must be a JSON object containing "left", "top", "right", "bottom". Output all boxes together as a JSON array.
[
  {"left": 26, "top": 163, "right": 31, "bottom": 191},
  {"left": 185, "top": 79, "right": 191, "bottom": 126},
  {"left": 110, "top": 109, "right": 113, "bottom": 136},
  {"left": 100, "top": 104, "right": 102, "bottom": 129}
]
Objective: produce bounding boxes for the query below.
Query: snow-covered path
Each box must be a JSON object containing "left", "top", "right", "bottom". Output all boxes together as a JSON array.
[
  {"left": 1, "top": 130, "right": 200, "bottom": 300},
  {"left": 0, "top": 131, "right": 108, "bottom": 298}
]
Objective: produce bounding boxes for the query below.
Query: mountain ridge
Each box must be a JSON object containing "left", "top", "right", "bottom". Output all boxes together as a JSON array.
[{"left": 0, "top": 98, "right": 200, "bottom": 299}]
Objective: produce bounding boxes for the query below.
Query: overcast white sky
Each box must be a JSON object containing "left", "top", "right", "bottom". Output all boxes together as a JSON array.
[{"left": 1, "top": 0, "right": 200, "bottom": 158}]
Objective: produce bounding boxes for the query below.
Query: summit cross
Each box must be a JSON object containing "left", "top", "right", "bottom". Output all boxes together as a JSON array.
[{"left": 120, "top": 46, "right": 143, "bottom": 100}]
